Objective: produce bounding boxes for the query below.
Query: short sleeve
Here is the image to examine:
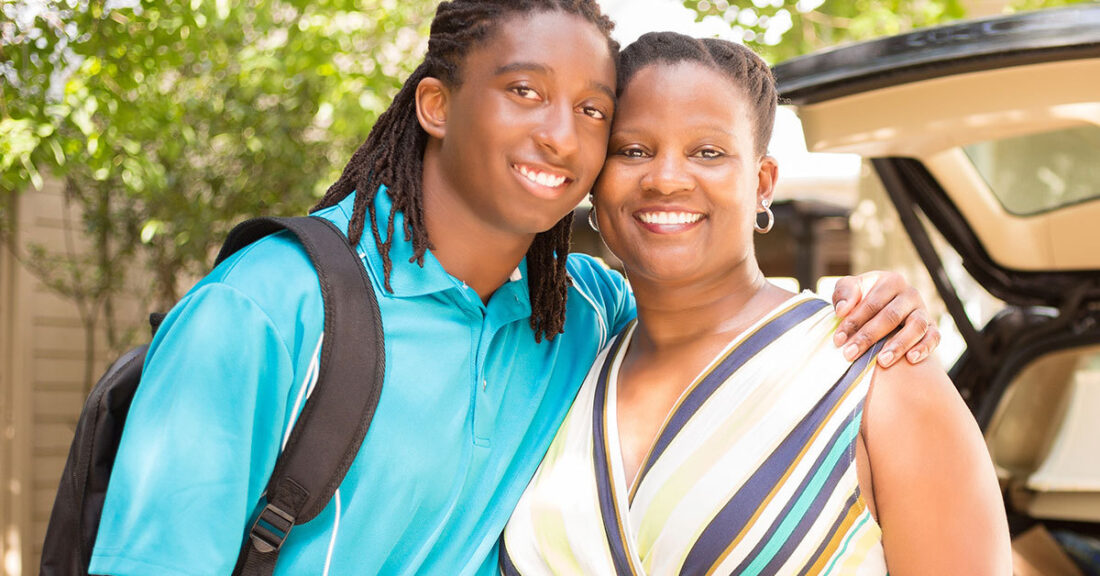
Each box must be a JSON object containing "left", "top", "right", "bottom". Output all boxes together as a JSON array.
[
  {"left": 566, "top": 253, "right": 637, "bottom": 339},
  {"left": 89, "top": 282, "right": 300, "bottom": 576}
]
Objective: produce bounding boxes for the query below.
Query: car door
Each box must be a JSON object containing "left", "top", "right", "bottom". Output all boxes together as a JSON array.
[{"left": 774, "top": 4, "right": 1100, "bottom": 533}]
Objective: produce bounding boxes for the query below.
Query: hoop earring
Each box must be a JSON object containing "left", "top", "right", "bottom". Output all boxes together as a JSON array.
[
  {"left": 587, "top": 205, "right": 600, "bottom": 232},
  {"left": 754, "top": 198, "right": 774, "bottom": 234}
]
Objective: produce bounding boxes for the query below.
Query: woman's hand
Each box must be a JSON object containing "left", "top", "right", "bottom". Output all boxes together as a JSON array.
[{"left": 831, "top": 271, "right": 941, "bottom": 367}]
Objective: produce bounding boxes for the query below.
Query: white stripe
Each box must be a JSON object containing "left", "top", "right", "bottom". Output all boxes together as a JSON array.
[
  {"left": 323, "top": 489, "right": 342, "bottom": 576},
  {"left": 569, "top": 283, "right": 608, "bottom": 349},
  {"left": 283, "top": 334, "right": 324, "bottom": 450}
]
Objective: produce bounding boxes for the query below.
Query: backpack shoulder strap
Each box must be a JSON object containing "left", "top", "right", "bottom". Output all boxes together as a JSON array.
[{"left": 219, "top": 216, "right": 385, "bottom": 576}]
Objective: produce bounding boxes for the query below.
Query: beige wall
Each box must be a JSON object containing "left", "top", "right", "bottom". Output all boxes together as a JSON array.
[{"left": 0, "top": 179, "right": 145, "bottom": 574}]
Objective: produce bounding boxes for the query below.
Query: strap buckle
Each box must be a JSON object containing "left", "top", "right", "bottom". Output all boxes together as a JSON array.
[{"left": 248, "top": 502, "right": 295, "bottom": 553}]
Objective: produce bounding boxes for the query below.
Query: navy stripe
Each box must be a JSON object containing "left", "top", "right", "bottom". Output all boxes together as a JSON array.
[
  {"left": 797, "top": 491, "right": 863, "bottom": 576},
  {"left": 499, "top": 538, "right": 522, "bottom": 576},
  {"left": 634, "top": 299, "right": 829, "bottom": 495},
  {"left": 738, "top": 406, "right": 862, "bottom": 576},
  {"left": 592, "top": 332, "right": 637, "bottom": 576},
  {"left": 678, "top": 338, "right": 881, "bottom": 575},
  {"left": 748, "top": 341, "right": 884, "bottom": 576}
]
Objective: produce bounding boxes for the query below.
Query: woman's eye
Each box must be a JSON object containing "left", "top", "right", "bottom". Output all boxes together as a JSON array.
[
  {"left": 618, "top": 146, "right": 648, "bottom": 158},
  {"left": 695, "top": 148, "right": 725, "bottom": 159}
]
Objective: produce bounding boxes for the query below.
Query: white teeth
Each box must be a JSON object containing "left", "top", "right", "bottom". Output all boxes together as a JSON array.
[
  {"left": 517, "top": 165, "right": 567, "bottom": 188},
  {"left": 638, "top": 212, "right": 703, "bottom": 225}
]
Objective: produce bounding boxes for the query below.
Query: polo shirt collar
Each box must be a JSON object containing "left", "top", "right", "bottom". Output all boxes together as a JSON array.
[{"left": 336, "top": 188, "right": 530, "bottom": 309}]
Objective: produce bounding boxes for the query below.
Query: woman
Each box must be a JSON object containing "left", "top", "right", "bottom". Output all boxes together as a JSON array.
[{"left": 502, "top": 32, "right": 1010, "bottom": 574}]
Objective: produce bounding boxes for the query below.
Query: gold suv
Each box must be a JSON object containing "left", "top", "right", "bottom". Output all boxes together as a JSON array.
[{"left": 775, "top": 3, "right": 1100, "bottom": 553}]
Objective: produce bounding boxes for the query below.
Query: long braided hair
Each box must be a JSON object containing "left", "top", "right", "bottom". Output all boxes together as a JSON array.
[
  {"left": 313, "top": 0, "right": 618, "bottom": 343},
  {"left": 618, "top": 32, "right": 777, "bottom": 156}
]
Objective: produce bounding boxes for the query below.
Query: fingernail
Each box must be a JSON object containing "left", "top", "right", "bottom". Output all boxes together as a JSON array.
[
  {"left": 834, "top": 331, "right": 847, "bottom": 346},
  {"left": 879, "top": 350, "right": 895, "bottom": 366},
  {"left": 843, "top": 343, "right": 858, "bottom": 361},
  {"left": 835, "top": 300, "right": 848, "bottom": 315},
  {"left": 908, "top": 349, "right": 923, "bottom": 363}
]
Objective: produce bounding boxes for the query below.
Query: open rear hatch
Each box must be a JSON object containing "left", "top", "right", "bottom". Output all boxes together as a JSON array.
[{"left": 774, "top": 5, "right": 1100, "bottom": 530}]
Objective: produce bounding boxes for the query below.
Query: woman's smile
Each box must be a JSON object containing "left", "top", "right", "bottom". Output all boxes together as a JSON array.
[{"left": 633, "top": 207, "right": 706, "bottom": 233}]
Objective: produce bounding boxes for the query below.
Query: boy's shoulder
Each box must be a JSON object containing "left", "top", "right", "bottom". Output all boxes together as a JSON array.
[
  {"left": 198, "top": 204, "right": 355, "bottom": 313},
  {"left": 564, "top": 252, "right": 635, "bottom": 340},
  {"left": 565, "top": 252, "right": 624, "bottom": 294}
]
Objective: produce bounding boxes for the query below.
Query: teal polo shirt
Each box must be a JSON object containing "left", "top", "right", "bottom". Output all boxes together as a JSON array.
[{"left": 89, "top": 189, "right": 635, "bottom": 575}]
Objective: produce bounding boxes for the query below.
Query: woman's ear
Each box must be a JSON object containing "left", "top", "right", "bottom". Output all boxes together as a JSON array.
[
  {"left": 756, "top": 155, "right": 779, "bottom": 208},
  {"left": 415, "top": 77, "right": 449, "bottom": 139}
]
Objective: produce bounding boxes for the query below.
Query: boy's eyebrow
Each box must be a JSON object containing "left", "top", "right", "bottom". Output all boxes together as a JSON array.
[{"left": 495, "top": 62, "right": 616, "bottom": 102}]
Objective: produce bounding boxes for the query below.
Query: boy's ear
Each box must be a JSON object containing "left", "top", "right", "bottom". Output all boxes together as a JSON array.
[{"left": 415, "top": 77, "right": 449, "bottom": 139}]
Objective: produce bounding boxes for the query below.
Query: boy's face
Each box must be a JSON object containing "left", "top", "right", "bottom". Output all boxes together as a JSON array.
[{"left": 424, "top": 10, "right": 617, "bottom": 238}]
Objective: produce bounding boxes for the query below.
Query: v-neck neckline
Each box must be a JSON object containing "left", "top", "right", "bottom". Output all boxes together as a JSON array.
[{"left": 605, "top": 293, "right": 828, "bottom": 506}]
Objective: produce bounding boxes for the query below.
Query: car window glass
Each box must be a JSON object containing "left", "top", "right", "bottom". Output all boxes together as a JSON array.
[
  {"left": 851, "top": 160, "right": 1006, "bottom": 367},
  {"left": 963, "top": 125, "right": 1100, "bottom": 216}
]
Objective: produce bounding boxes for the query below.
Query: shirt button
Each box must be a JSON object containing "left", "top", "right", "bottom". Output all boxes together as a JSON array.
[{"left": 482, "top": 379, "right": 488, "bottom": 390}]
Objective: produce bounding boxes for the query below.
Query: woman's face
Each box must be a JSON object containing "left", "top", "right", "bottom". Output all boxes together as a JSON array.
[{"left": 593, "top": 61, "right": 776, "bottom": 286}]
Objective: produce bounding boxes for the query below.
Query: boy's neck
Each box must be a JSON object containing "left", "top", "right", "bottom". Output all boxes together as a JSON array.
[{"left": 420, "top": 160, "right": 534, "bottom": 304}]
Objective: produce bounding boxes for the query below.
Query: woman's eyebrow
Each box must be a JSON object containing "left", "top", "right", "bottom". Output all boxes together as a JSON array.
[{"left": 494, "top": 62, "right": 614, "bottom": 101}]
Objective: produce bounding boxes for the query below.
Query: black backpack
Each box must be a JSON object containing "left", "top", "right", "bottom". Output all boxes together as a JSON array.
[{"left": 40, "top": 216, "right": 386, "bottom": 576}]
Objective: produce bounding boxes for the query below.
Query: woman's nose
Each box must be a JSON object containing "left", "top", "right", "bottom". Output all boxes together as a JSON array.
[{"left": 641, "top": 153, "right": 693, "bottom": 195}]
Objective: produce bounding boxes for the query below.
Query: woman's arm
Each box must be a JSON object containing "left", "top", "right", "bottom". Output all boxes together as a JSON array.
[{"left": 861, "top": 357, "right": 1012, "bottom": 575}]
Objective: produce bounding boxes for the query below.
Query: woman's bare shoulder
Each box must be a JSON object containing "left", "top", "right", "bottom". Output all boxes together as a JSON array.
[{"left": 864, "top": 357, "right": 1012, "bottom": 575}]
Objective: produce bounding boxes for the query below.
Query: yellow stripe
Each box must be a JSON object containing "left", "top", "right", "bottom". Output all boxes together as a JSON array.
[
  {"left": 703, "top": 357, "right": 878, "bottom": 576},
  {"left": 637, "top": 312, "right": 843, "bottom": 564},
  {"left": 804, "top": 497, "right": 866, "bottom": 574},
  {"left": 635, "top": 359, "right": 791, "bottom": 559},
  {"left": 829, "top": 510, "right": 883, "bottom": 574},
  {"left": 627, "top": 295, "right": 816, "bottom": 503},
  {"left": 532, "top": 505, "right": 587, "bottom": 575}
]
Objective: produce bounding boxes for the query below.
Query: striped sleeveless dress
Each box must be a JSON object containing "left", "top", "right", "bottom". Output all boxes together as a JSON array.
[{"left": 501, "top": 293, "right": 887, "bottom": 575}]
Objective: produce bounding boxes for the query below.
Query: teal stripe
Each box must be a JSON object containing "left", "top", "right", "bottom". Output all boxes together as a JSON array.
[
  {"left": 740, "top": 415, "right": 862, "bottom": 575},
  {"left": 822, "top": 513, "right": 871, "bottom": 574}
]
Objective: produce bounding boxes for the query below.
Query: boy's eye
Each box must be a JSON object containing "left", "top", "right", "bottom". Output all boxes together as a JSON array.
[
  {"left": 510, "top": 85, "right": 540, "bottom": 100},
  {"left": 579, "top": 105, "right": 608, "bottom": 120}
]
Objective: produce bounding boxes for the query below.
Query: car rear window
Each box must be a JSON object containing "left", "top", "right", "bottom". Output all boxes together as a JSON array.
[{"left": 963, "top": 125, "right": 1100, "bottom": 216}]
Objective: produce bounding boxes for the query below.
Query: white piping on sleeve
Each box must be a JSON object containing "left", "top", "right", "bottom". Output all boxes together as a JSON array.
[
  {"left": 282, "top": 334, "right": 324, "bottom": 450},
  {"left": 323, "top": 488, "right": 342, "bottom": 576},
  {"left": 570, "top": 286, "right": 608, "bottom": 350}
]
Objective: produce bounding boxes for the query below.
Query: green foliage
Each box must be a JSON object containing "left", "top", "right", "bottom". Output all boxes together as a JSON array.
[
  {"left": 2, "top": 0, "right": 434, "bottom": 387},
  {"left": 2, "top": 0, "right": 434, "bottom": 312},
  {"left": 679, "top": 0, "right": 1094, "bottom": 64},
  {"left": 680, "top": 0, "right": 968, "bottom": 63},
  {"left": 1006, "top": 0, "right": 1093, "bottom": 11}
]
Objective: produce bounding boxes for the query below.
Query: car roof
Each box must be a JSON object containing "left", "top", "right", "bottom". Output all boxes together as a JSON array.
[
  {"left": 772, "top": 5, "right": 1100, "bottom": 280},
  {"left": 774, "top": 5, "right": 1100, "bottom": 106}
]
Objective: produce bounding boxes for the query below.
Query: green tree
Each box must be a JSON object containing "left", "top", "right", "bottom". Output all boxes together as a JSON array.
[
  {"left": 680, "top": 0, "right": 967, "bottom": 63},
  {"left": 1, "top": 0, "right": 433, "bottom": 390},
  {"left": 679, "top": 0, "right": 1091, "bottom": 63}
]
